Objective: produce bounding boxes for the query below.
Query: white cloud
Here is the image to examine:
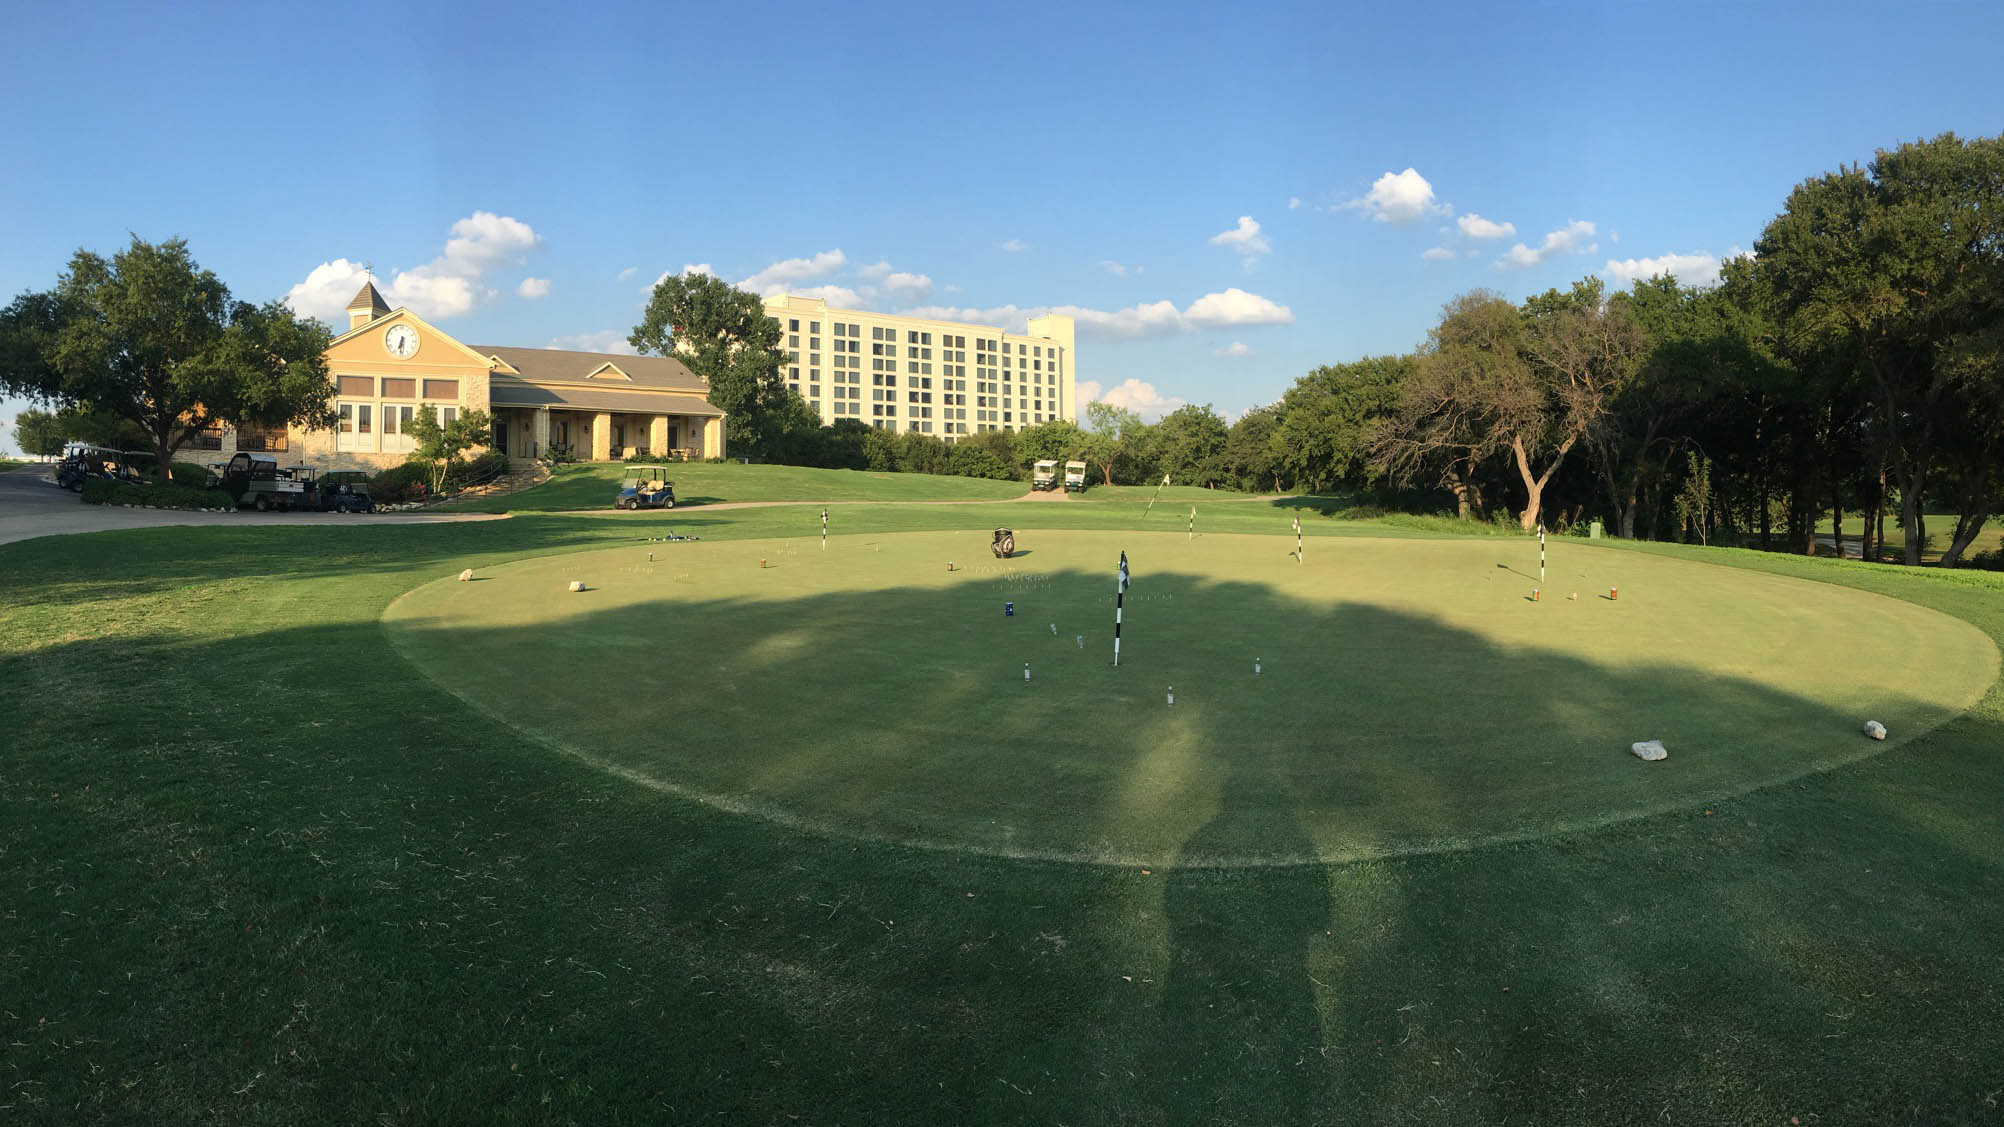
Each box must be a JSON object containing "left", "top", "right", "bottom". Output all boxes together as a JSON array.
[
  {"left": 616, "top": 266, "right": 637, "bottom": 281},
  {"left": 548, "top": 330, "right": 638, "bottom": 355},
  {"left": 1209, "top": 215, "right": 1271, "bottom": 262},
  {"left": 884, "top": 272, "right": 933, "bottom": 300},
  {"left": 1075, "top": 379, "right": 1103, "bottom": 403},
  {"left": 1344, "top": 168, "right": 1450, "bottom": 225},
  {"left": 1498, "top": 220, "right": 1599, "bottom": 270},
  {"left": 1215, "top": 341, "right": 1253, "bottom": 357},
  {"left": 1421, "top": 247, "right": 1457, "bottom": 262},
  {"left": 739, "top": 249, "right": 847, "bottom": 296},
  {"left": 285, "top": 211, "right": 544, "bottom": 323},
  {"left": 857, "top": 260, "right": 894, "bottom": 281},
  {"left": 642, "top": 263, "right": 716, "bottom": 294},
  {"left": 999, "top": 238, "right": 1027, "bottom": 253},
  {"left": 1456, "top": 213, "right": 1516, "bottom": 240},
  {"left": 516, "top": 277, "right": 551, "bottom": 299},
  {"left": 1288, "top": 196, "right": 1301, "bottom": 210},
  {"left": 1601, "top": 248, "right": 1737, "bottom": 289},
  {"left": 1094, "top": 378, "right": 1187, "bottom": 421},
  {"left": 788, "top": 284, "right": 863, "bottom": 307},
  {"left": 1100, "top": 259, "right": 1132, "bottom": 277},
  {"left": 902, "top": 287, "right": 1291, "bottom": 339}
]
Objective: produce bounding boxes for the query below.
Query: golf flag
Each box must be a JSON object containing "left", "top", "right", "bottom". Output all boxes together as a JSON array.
[
  {"left": 1118, "top": 550, "right": 1130, "bottom": 592},
  {"left": 1114, "top": 550, "right": 1129, "bottom": 666}
]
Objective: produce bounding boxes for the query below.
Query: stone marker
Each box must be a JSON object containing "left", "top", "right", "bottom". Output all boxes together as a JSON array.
[
  {"left": 1631, "top": 739, "right": 1668, "bottom": 762},
  {"left": 568, "top": 580, "right": 586, "bottom": 593},
  {"left": 458, "top": 569, "right": 474, "bottom": 582},
  {"left": 1863, "top": 720, "right": 1887, "bottom": 740}
]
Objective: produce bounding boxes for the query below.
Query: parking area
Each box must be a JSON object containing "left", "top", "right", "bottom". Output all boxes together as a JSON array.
[{"left": 0, "top": 465, "right": 504, "bottom": 547}]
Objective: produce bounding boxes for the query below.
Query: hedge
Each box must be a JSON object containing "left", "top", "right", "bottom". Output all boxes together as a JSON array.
[{"left": 80, "top": 479, "right": 233, "bottom": 510}]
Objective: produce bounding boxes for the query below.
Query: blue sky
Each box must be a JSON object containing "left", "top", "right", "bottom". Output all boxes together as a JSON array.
[{"left": 4, "top": 0, "right": 2002, "bottom": 453}]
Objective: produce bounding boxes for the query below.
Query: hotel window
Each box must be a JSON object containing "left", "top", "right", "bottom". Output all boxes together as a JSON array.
[
  {"left": 337, "top": 405, "right": 353, "bottom": 434},
  {"left": 809, "top": 322, "right": 820, "bottom": 334},
  {"left": 356, "top": 404, "right": 373, "bottom": 434},
  {"left": 236, "top": 422, "right": 288, "bottom": 452},
  {"left": 791, "top": 367, "right": 800, "bottom": 380},
  {"left": 908, "top": 361, "right": 918, "bottom": 373},
  {"left": 789, "top": 318, "right": 799, "bottom": 331},
  {"left": 790, "top": 334, "right": 799, "bottom": 347}
]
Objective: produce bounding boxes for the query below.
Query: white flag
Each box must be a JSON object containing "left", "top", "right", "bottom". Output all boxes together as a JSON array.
[{"left": 1118, "top": 550, "right": 1130, "bottom": 592}]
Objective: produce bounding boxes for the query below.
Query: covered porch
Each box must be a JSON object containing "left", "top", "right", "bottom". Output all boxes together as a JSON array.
[{"left": 487, "top": 386, "right": 725, "bottom": 463}]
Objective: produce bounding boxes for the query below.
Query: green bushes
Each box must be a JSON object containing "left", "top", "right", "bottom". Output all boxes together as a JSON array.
[
  {"left": 464, "top": 449, "right": 508, "bottom": 482},
  {"left": 169, "top": 461, "right": 213, "bottom": 488},
  {"left": 79, "top": 478, "right": 232, "bottom": 510},
  {"left": 370, "top": 463, "right": 432, "bottom": 504}
]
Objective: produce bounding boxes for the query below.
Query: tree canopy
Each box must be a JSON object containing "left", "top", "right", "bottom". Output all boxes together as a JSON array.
[
  {"left": 629, "top": 273, "right": 791, "bottom": 459},
  {"left": 0, "top": 237, "right": 334, "bottom": 480}
]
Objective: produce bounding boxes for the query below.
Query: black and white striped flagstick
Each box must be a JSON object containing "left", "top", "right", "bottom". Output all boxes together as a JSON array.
[
  {"left": 1538, "top": 523, "right": 1546, "bottom": 584},
  {"left": 1113, "top": 550, "right": 1129, "bottom": 667},
  {"left": 1188, "top": 505, "right": 1196, "bottom": 542},
  {"left": 1293, "top": 514, "right": 1303, "bottom": 563},
  {"left": 821, "top": 507, "right": 828, "bottom": 551}
]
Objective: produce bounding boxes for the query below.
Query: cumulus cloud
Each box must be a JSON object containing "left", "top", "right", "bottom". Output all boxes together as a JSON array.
[
  {"left": 902, "top": 287, "right": 1292, "bottom": 339},
  {"left": 1456, "top": 213, "right": 1516, "bottom": 240},
  {"left": 1601, "top": 248, "right": 1741, "bottom": 288},
  {"left": 548, "top": 330, "right": 638, "bottom": 355},
  {"left": 787, "top": 284, "right": 864, "bottom": 307},
  {"left": 856, "top": 260, "right": 894, "bottom": 281},
  {"left": 1215, "top": 341, "right": 1253, "bottom": 357},
  {"left": 284, "top": 211, "right": 544, "bottom": 323},
  {"left": 1100, "top": 259, "right": 1142, "bottom": 277},
  {"left": 516, "top": 277, "right": 551, "bottom": 299},
  {"left": 1209, "top": 216, "right": 1271, "bottom": 262},
  {"left": 884, "top": 272, "right": 933, "bottom": 300},
  {"left": 1344, "top": 168, "right": 1450, "bottom": 225},
  {"left": 617, "top": 266, "right": 637, "bottom": 281},
  {"left": 1094, "top": 378, "right": 1188, "bottom": 421},
  {"left": 1421, "top": 246, "right": 1457, "bottom": 262},
  {"left": 642, "top": 263, "right": 716, "bottom": 294},
  {"left": 1498, "top": 220, "right": 1599, "bottom": 270},
  {"left": 1288, "top": 196, "right": 1301, "bottom": 210},
  {"left": 739, "top": 249, "right": 847, "bottom": 296},
  {"left": 1075, "top": 379, "right": 1103, "bottom": 403},
  {"left": 999, "top": 238, "right": 1027, "bottom": 253}
]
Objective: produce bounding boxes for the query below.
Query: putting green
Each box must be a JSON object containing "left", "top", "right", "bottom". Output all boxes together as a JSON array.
[{"left": 384, "top": 530, "right": 1997, "bottom": 865}]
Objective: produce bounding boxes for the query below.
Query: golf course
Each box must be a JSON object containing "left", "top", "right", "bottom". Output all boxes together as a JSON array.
[{"left": 6, "top": 468, "right": 2004, "bottom": 1123}]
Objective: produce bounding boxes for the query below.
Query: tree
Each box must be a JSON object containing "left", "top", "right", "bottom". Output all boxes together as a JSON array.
[
  {"left": 405, "top": 407, "right": 494, "bottom": 496},
  {"left": 0, "top": 237, "right": 334, "bottom": 482},
  {"left": 1083, "top": 401, "right": 1150, "bottom": 485},
  {"left": 1151, "top": 404, "right": 1230, "bottom": 486},
  {"left": 1273, "top": 356, "right": 1408, "bottom": 492},
  {"left": 1012, "top": 419, "right": 1090, "bottom": 468},
  {"left": 12, "top": 407, "right": 65, "bottom": 457},
  {"left": 1746, "top": 133, "right": 2004, "bottom": 564},
  {"left": 1222, "top": 403, "right": 1287, "bottom": 492},
  {"left": 629, "top": 273, "right": 790, "bottom": 459}
]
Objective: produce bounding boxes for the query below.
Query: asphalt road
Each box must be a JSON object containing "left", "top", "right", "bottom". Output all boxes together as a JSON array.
[{"left": 0, "top": 465, "right": 504, "bottom": 547}]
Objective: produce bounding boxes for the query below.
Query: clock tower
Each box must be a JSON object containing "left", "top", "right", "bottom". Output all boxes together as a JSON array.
[{"left": 345, "top": 279, "right": 391, "bottom": 331}]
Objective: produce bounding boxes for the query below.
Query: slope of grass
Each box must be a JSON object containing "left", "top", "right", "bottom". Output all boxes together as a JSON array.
[
  {"left": 5, "top": 509, "right": 2004, "bottom": 1123},
  {"left": 445, "top": 460, "right": 1029, "bottom": 512},
  {"left": 0, "top": 458, "right": 28, "bottom": 472}
]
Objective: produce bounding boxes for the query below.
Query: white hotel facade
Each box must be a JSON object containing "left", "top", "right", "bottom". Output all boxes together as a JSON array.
[{"left": 763, "top": 294, "right": 1076, "bottom": 438}]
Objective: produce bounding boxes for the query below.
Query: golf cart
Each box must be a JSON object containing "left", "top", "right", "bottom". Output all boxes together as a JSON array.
[
  {"left": 1031, "top": 460, "right": 1058, "bottom": 491},
  {"left": 55, "top": 444, "right": 140, "bottom": 491},
  {"left": 216, "top": 452, "right": 308, "bottom": 511},
  {"left": 318, "top": 470, "right": 376, "bottom": 513},
  {"left": 991, "top": 528, "right": 1015, "bottom": 558},
  {"left": 614, "top": 466, "right": 675, "bottom": 510},
  {"left": 1064, "top": 461, "right": 1088, "bottom": 493}
]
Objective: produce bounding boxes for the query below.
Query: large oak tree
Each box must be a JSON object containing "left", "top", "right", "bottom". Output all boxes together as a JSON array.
[
  {"left": 629, "top": 272, "right": 790, "bottom": 458},
  {"left": 0, "top": 237, "right": 334, "bottom": 480}
]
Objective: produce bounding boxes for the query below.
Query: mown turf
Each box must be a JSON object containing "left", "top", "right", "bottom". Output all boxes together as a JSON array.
[
  {"left": 446, "top": 461, "right": 1029, "bottom": 512},
  {"left": 4, "top": 505, "right": 2004, "bottom": 1124},
  {"left": 385, "top": 530, "right": 1991, "bottom": 866}
]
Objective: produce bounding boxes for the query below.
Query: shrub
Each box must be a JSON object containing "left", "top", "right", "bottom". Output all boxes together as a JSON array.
[
  {"left": 371, "top": 462, "right": 432, "bottom": 504},
  {"left": 79, "top": 478, "right": 232, "bottom": 510},
  {"left": 462, "top": 449, "right": 508, "bottom": 484},
  {"left": 169, "top": 461, "right": 213, "bottom": 488}
]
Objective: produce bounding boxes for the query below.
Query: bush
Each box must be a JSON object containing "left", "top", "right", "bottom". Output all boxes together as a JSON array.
[
  {"left": 80, "top": 478, "right": 232, "bottom": 510},
  {"left": 169, "top": 461, "right": 213, "bottom": 488},
  {"left": 371, "top": 462, "right": 432, "bottom": 504},
  {"left": 462, "top": 449, "right": 508, "bottom": 484}
]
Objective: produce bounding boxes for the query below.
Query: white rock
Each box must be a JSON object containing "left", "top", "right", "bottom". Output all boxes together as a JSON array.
[
  {"left": 567, "top": 580, "right": 586, "bottom": 593},
  {"left": 1631, "top": 739, "right": 1668, "bottom": 762},
  {"left": 457, "top": 569, "right": 474, "bottom": 582},
  {"left": 1863, "top": 720, "right": 1887, "bottom": 740}
]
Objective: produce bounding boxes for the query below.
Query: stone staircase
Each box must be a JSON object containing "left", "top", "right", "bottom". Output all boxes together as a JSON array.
[{"left": 450, "top": 461, "right": 550, "bottom": 501}]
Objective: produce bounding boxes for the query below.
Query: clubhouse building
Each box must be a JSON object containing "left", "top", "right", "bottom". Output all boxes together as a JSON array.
[{"left": 190, "top": 281, "right": 726, "bottom": 471}]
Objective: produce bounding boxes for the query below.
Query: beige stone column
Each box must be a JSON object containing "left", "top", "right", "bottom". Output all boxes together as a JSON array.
[
  {"left": 592, "top": 412, "right": 613, "bottom": 461},
  {"left": 533, "top": 408, "right": 551, "bottom": 458},
  {"left": 648, "top": 414, "right": 668, "bottom": 457},
  {"left": 703, "top": 416, "right": 725, "bottom": 460}
]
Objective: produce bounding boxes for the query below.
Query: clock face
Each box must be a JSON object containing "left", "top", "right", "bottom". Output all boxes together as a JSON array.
[{"left": 383, "top": 324, "right": 420, "bottom": 359}]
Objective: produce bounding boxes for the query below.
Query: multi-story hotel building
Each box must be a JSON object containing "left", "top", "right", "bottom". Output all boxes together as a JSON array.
[{"left": 763, "top": 295, "right": 1075, "bottom": 438}]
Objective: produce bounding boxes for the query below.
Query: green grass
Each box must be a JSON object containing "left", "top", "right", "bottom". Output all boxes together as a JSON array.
[
  {"left": 446, "top": 460, "right": 1030, "bottom": 512},
  {"left": 0, "top": 458, "right": 28, "bottom": 472},
  {"left": 6, "top": 508, "right": 2004, "bottom": 1123}
]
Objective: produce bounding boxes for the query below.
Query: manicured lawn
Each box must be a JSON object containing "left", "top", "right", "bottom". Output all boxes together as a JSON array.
[
  {"left": 445, "top": 460, "right": 1030, "bottom": 512},
  {"left": 5, "top": 507, "right": 2004, "bottom": 1123},
  {"left": 0, "top": 458, "right": 29, "bottom": 472}
]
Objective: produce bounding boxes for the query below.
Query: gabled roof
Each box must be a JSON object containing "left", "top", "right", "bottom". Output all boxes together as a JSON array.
[
  {"left": 487, "top": 383, "right": 723, "bottom": 417},
  {"left": 346, "top": 280, "right": 390, "bottom": 316},
  {"left": 474, "top": 346, "right": 707, "bottom": 391}
]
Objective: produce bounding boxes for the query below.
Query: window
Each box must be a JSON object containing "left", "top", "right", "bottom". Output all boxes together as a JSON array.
[
  {"left": 436, "top": 406, "right": 458, "bottom": 426},
  {"left": 381, "top": 377, "right": 416, "bottom": 399},
  {"left": 790, "top": 334, "right": 799, "bottom": 347},
  {"left": 789, "top": 318, "right": 799, "bottom": 331},
  {"left": 337, "top": 375, "right": 373, "bottom": 396},
  {"left": 196, "top": 426, "right": 223, "bottom": 450},
  {"left": 422, "top": 379, "right": 459, "bottom": 400},
  {"left": 810, "top": 322, "right": 820, "bottom": 334},
  {"left": 356, "top": 404, "right": 373, "bottom": 434},
  {"left": 336, "top": 405, "right": 353, "bottom": 434},
  {"left": 237, "top": 422, "right": 288, "bottom": 452}
]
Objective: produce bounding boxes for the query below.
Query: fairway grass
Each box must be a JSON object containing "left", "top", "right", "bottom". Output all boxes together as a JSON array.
[
  {"left": 446, "top": 460, "right": 1029, "bottom": 512},
  {"left": 386, "top": 530, "right": 1993, "bottom": 865},
  {"left": 8, "top": 507, "right": 2004, "bottom": 1123}
]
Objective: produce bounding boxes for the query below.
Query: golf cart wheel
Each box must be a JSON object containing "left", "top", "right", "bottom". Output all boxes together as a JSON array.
[{"left": 253, "top": 495, "right": 269, "bottom": 512}]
